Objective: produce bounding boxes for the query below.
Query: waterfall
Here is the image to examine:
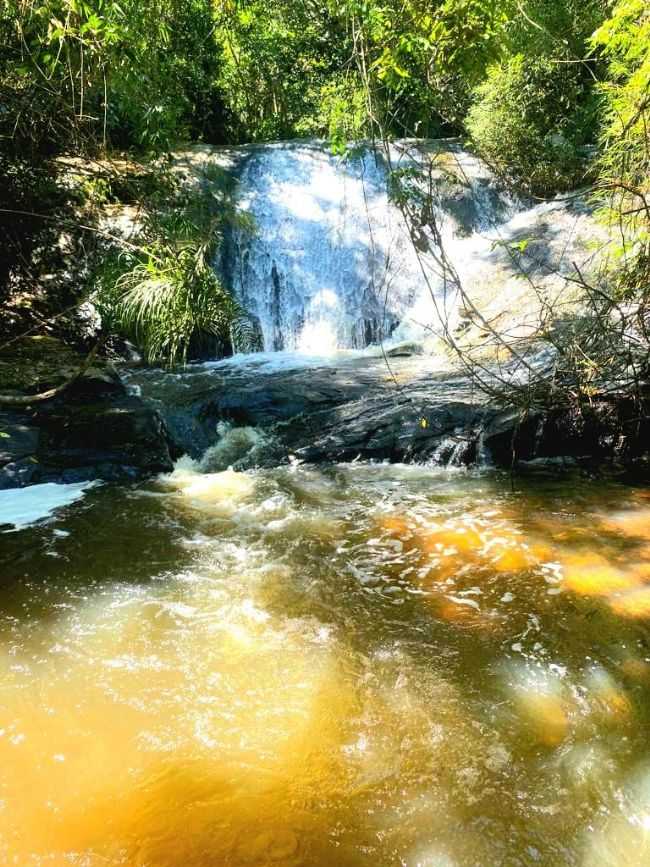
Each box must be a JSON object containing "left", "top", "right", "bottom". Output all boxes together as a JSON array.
[
  {"left": 220, "top": 140, "right": 515, "bottom": 354},
  {"left": 217, "top": 139, "right": 600, "bottom": 357}
]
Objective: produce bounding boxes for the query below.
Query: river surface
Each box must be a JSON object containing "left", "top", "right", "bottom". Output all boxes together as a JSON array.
[{"left": 2, "top": 462, "right": 650, "bottom": 866}]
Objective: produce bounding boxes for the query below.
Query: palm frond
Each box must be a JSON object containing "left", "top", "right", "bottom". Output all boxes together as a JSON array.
[{"left": 114, "top": 244, "right": 238, "bottom": 365}]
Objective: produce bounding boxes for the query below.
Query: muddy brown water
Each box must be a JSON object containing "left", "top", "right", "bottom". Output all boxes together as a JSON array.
[{"left": 2, "top": 462, "right": 650, "bottom": 865}]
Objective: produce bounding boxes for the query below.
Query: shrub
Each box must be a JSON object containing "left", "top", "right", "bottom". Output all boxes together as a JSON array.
[
  {"left": 591, "top": 0, "right": 650, "bottom": 260},
  {"left": 93, "top": 164, "right": 245, "bottom": 365},
  {"left": 102, "top": 244, "right": 237, "bottom": 365},
  {"left": 466, "top": 54, "right": 596, "bottom": 197},
  {"left": 315, "top": 76, "right": 369, "bottom": 153}
]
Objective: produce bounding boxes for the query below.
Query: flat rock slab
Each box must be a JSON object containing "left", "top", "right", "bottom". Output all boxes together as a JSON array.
[
  {"left": 125, "top": 354, "right": 650, "bottom": 473},
  {"left": 125, "top": 355, "right": 495, "bottom": 466}
]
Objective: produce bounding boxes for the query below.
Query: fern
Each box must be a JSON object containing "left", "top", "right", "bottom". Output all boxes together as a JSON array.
[{"left": 113, "top": 243, "right": 238, "bottom": 366}]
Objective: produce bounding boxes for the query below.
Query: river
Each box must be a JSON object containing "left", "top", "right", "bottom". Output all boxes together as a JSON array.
[
  {"left": 2, "top": 461, "right": 650, "bottom": 865},
  {"left": 0, "top": 140, "right": 644, "bottom": 865}
]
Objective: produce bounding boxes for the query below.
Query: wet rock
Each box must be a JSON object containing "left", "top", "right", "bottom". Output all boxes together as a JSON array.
[
  {"left": 0, "top": 456, "right": 40, "bottom": 488},
  {"left": 35, "top": 392, "right": 174, "bottom": 479},
  {"left": 481, "top": 409, "right": 540, "bottom": 465},
  {"left": 384, "top": 341, "right": 424, "bottom": 358},
  {"left": 0, "top": 415, "right": 40, "bottom": 464},
  {"left": 291, "top": 394, "right": 483, "bottom": 464},
  {"left": 127, "top": 357, "right": 491, "bottom": 466},
  {"left": 124, "top": 355, "right": 650, "bottom": 474},
  {"left": 515, "top": 456, "right": 579, "bottom": 475},
  {"left": 0, "top": 346, "right": 174, "bottom": 489}
]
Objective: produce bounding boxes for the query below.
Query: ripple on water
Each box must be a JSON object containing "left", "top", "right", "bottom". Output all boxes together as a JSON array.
[{"left": 1, "top": 463, "right": 650, "bottom": 864}]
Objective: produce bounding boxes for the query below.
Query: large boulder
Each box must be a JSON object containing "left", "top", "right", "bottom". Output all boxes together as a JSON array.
[{"left": 0, "top": 338, "right": 174, "bottom": 488}]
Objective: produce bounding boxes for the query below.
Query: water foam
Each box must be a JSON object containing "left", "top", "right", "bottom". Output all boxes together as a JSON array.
[{"left": 0, "top": 481, "right": 96, "bottom": 531}]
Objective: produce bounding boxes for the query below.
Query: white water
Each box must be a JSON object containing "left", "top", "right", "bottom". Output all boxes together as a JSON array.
[
  {"left": 223, "top": 140, "right": 516, "bottom": 354},
  {"left": 222, "top": 140, "right": 603, "bottom": 357},
  {"left": 0, "top": 481, "right": 96, "bottom": 531}
]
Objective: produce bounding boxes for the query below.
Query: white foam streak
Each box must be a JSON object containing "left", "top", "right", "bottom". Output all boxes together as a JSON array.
[{"left": 0, "top": 481, "right": 96, "bottom": 531}]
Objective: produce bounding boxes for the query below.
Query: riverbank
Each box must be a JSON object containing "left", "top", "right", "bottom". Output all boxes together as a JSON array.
[{"left": 0, "top": 336, "right": 173, "bottom": 488}]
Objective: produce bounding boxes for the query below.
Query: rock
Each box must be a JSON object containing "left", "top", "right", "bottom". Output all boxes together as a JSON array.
[
  {"left": 0, "top": 344, "right": 174, "bottom": 489},
  {"left": 516, "top": 456, "right": 579, "bottom": 474},
  {"left": 118, "top": 356, "right": 650, "bottom": 475},
  {"left": 384, "top": 341, "right": 425, "bottom": 358},
  {"left": 481, "top": 409, "right": 540, "bottom": 465},
  {"left": 0, "top": 414, "right": 40, "bottom": 464},
  {"left": 34, "top": 393, "right": 174, "bottom": 479},
  {"left": 0, "top": 335, "right": 83, "bottom": 395},
  {"left": 0, "top": 457, "right": 40, "bottom": 488},
  {"left": 127, "top": 356, "right": 491, "bottom": 466}
]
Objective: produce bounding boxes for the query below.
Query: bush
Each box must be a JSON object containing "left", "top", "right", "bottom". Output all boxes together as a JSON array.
[
  {"left": 591, "top": 0, "right": 650, "bottom": 258},
  {"left": 93, "top": 165, "right": 244, "bottom": 365},
  {"left": 315, "top": 76, "right": 369, "bottom": 153},
  {"left": 100, "top": 244, "right": 237, "bottom": 366},
  {"left": 466, "top": 54, "right": 597, "bottom": 197}
]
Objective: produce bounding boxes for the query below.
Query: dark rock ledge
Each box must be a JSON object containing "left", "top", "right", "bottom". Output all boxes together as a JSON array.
[
  {"left": 125, "top": 354, "right": 650, "bottom": 476},
  {"left": 0, "top": 337, "right": 174, "bottom": 489},
  {"left": 3, "top": 339, "right": 648, "bottom": 490}
]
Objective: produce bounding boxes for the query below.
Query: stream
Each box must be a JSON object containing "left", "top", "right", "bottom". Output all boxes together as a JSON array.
[
  {"left": 0, "top": 140, "right": 647, "bottom": 865},
  {"left": 2, "top": 462, "right": 650, "bottom": 865}
]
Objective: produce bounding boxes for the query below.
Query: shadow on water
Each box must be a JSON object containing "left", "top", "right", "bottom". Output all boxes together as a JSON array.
[
  {"left": 237, "top": 466, "right": 650, "bottom": 862},
  {"left": 0, "top": 482, "right": 195, "bottom": 624}
]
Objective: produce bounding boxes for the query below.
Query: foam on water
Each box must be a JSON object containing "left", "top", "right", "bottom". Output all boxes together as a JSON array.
[
  {"left": 2, "top": 453, "right": 650, "bottom": 864},
  {"left": 0, "top": 481, "right": 96, "bottom": 531}
]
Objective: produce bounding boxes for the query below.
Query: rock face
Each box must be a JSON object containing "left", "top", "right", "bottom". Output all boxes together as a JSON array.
[
  {"left": 125, "top": 354, "right": 650, "bottom": 474},
  {"left": 125, "top": 355, "right": 491, "bottom": 466},
  {"left": 0, "top": 339, "right": 174, "bottom": 489},
  {"left": 3, "top": 340, "right": 646, "bottom": 488}
]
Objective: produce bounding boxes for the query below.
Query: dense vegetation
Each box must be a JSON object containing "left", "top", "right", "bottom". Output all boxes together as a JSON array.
[{"left": 1, "top": 0, "right": 648, "bottom": 381}]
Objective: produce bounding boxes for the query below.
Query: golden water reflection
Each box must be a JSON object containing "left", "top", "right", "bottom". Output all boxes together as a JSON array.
[{"left": 2, "top": 464, "right": 650, "bottom": 864}]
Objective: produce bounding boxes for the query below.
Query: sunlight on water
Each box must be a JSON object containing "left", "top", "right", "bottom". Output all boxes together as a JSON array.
[
  {"left": 3, "top": 463, "right": 650, "bottom": 864},
  {"left": 296, "top": 319, "right": 340, "bottom": 355}
]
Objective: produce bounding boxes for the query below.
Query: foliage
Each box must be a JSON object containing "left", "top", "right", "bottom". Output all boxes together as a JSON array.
[
  {"left": 0, "top": 0, "right": 226, "bottom": 319},
  {"left": 466, "top": 54, "right": 595, "bottom": 196},
  {"left": 591, "top": 0, "right": 650, "bottom": 281},
  {"left": 336, "top": 0, "right": 511, "bottom": 138},
  {"left": 211, "top": 0, "right": 510, "bottom": 143},
  {"left": 2, "top": 0, "right": 223, "bottom": 155},
  {"left": 316, "top": 75, "right": 369, "bottom": 154},
  {"left": 213, "top": 0, "right": 350, "bottom": 142},
  {"left": 0, "top": 156, "right": 66, "bottom": 305},
  {"left": 93, "top": 164, "right": 243, "bottom": 365},
  {"left": 104, "top": 244, "right": 237, "bottom": 366},
  {"left": 505, "top": 0, "right": 607, "bottom": 59},
  {"left": 463, "top": 0, "right": 606, "bottom": 197}
]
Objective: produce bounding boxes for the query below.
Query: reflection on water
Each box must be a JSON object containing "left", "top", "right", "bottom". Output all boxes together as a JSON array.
[{"left": 2, "top": 463, "right": 650, "bottom": 865}]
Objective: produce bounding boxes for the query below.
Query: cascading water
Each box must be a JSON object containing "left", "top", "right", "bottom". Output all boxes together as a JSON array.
[
  {"left": 218, "top": 139, "right": 602, "bottom": 357},
  {"left": 220, "top": 140, "right": 516, "bottom": 353},
  {"left": 124, "top": 139, "right": 606, "bottom": 470}
]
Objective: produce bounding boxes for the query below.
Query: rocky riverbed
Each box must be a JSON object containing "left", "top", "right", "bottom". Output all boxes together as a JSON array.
[
  {"left": 124, "top": 350, "right": 650, "bottom": 475},
  {"left": 2, "top": 338, "right": 649, "bottom": 491}
]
